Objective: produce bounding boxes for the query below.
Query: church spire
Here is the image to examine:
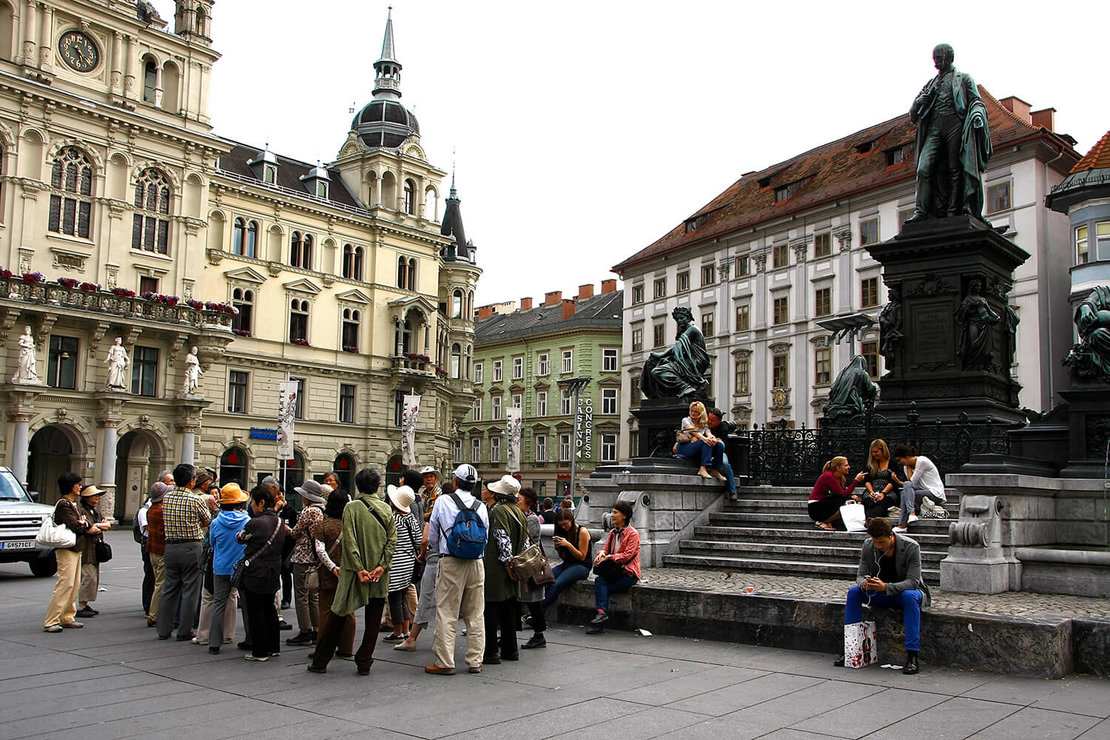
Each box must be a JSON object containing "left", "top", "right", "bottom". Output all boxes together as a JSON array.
[{"left": 373, "top": 7, "right": 402, "bottom": 100}]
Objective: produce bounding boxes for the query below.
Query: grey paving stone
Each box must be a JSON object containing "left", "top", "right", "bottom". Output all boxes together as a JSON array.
[
  {"left": 967, "top": 707, "right": 1102, "bottom": 740},
  {"left": 1077, "top": 718, "right": 1110, "bottom": 739},
  {"left": 789, "top": 687, "right": 950, "bottom": 738},
  {"left": 549, "top": 705, "right": 711, "bottom": 740},
  {"left": 861, "top": 697, "right": 1020, "bottom": 740},
  {"left": 668, "top": 672, "right": 825, "bottom": 716},
  {"left": 963, "top": 674, "right": 1070, "bottom": 706},
  {"left": 1032, "top": 677, "right": 1110, "bottom": 718},
  {"left": 452, "top": 698, "right": 641, "bottom": 740},
  {"left": 611, "top": 664, "right": 769, "bottom": 705}
]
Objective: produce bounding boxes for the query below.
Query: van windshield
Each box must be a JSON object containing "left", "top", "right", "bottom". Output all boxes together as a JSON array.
[{"left": 0, "top": 470, "right": 32, "bottom": 502}]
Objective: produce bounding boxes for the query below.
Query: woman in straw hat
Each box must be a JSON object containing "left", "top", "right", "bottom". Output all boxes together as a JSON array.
[{"left": 383, "top": 484, "right": 421, "bottom": 644}]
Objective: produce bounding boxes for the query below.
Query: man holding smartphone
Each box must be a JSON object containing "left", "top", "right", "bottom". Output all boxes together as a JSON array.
[{"left": 837, "top": 517, "right": 930, "bottom": 674}]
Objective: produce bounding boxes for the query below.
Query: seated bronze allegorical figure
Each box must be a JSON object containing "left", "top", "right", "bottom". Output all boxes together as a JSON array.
[
  {"left": 639, "top": 306, "right": 710, "bottom": 403},
  {"left": 1064, "top": 285, "right": 1110, "bottom": 384}
]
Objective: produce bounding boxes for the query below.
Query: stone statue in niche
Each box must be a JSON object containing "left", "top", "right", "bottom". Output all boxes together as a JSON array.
[
  {"left": 181, "top": 346, "right": 203, "bottom": 396},
  {"left": 822, "top": 355, "right": 879, "bottom": 421},
  {"left": 878, "top": 286, "right": 904, "bottom": 370},
  {"left": 639, "top": 306, "right": 710, "bottom": 402},
  {"left": 12, "top": 326, "right": 40, "bottom": 384},
  {"left": 1064, "top": 285, "right": 1110, "bottom": 384},
  {"left": 906, "top": 44, "right": 992, "bottom": 223},
  {"left": 955, "top": 279, "right": 1000, "bottom": 371},
  {"left": 105, "top": 337, "right": 130, "bottom": 390}
]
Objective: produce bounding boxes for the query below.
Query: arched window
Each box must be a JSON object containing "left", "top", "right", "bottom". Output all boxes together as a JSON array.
[
  {"left": 403, "top": 178, "right": 416, "bottom": 214},
  {"left": 425, "top": 188, "right": 438, "bottom": 220},
  {"left": 195, "top": 6, "right": 209, "bottom": 37},
  {"left": 343, "top": 244, "right": 364, "bottom": 280},
  {"left": 397, "top": 256, "right": 407, "bottom": 288},
  {"left": 281, "top": 451, "right": 306, "bottom": 494},
  {"left": 245, "top": 220, "right": 258, "bottom": 258},
  {"left": 143, "top": 58, "right": 157, "bottom": 103},
  {"left": 450, "top": 342, "right": 461, "bottom": 379},
  {"left": 465, "top": 344, "right": 472, "bottom": 379},
  {"left": 407, "top": 258, "right": 416, "bottom": 290},
  {"left": 232, "top": 287, "right": 253, "bottom": 335},
  {"left": 0, "top": 3, "right": 14, "bottom": 62},
  {"left": 162, "top": 61, "right": 181, "bottom": 112},
  {"left": 132, "top": 169, "right": 171, "bottom": 254},
  {"left": 451, "top": 289, "right": 462, "bottom": 318},
  {"left": 219, "top": 447, "right": 247, "bottom": 486},
  {"left": 332, "top": 453, "right": 355, "bottom": 495},
  {"left": 289, "top": 298, "right": 309, "bottom": 343},
  {"left": 49, "top": 147, "right": 94, "bottom": 239},
  {"left": 290, "top": 231, "right": 314, "bottom": 268},
  {"left": 342, "top": 308, "right": 360, "bottom": 351}
]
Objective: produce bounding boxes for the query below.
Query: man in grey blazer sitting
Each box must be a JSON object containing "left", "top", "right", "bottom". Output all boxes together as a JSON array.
[{"left": 837, "top": 517, "right": 930, "bottom": 674}]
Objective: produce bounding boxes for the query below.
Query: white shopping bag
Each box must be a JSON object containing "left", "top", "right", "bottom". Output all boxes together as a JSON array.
[
  {"left": 843, "top": 620, "right": 878, "bottom": 669},
  {"left": 840, "top": 502, "right": 867, "bottom": 532}
]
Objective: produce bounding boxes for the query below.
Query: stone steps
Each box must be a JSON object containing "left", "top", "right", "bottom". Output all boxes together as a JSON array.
[
  {"left": 663, "top": 551, "right": 941, "bottom": 584},
  {"left": 693, "top": 525, "right": 951, "bottom": 547},
  {"left": 677, "top": 539, "right": 948, "bottom": 568},
  {"left": 708, "top": 510, "right": 955, "bottom": 532}
]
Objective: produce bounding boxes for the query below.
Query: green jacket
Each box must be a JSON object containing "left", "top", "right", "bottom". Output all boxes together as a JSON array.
[
  {"left": 483, "top": 500, "right": 528, "bottom": 602},
  {"left": 331, "top": 493, "right": 397, "bottom": 617}
]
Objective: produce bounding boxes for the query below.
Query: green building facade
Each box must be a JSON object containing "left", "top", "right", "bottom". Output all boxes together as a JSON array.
[{"left": 462, "top": 282, "right": 623, "bottom": 499}]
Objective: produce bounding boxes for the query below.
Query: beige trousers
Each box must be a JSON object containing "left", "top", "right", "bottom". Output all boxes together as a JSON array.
[
  {"left": 78, "top": 563, "right": 99, "bottom": 606},
  {"left": 431, "top": 556, "right": 485, "bottom": 669},
  {"left": 196, "top": 583, "right": 238, "bottom": 642},
  {"left": 45, "top": 549, "right": 82, "bottom": 627},
  {"left": 148, "top": 552, "right": 165, "bottom": 620}
]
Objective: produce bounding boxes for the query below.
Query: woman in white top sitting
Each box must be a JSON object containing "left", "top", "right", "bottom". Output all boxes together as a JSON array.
[
  {"left": 891, "top": 444, "right": 946, "bottom": 532},
  {"left": 672, "top": 401, "right": 736, "bottom": 499}
]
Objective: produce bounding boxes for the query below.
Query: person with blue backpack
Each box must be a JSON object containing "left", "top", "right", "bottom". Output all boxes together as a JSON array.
[{"left": 425, "top": 464, "right": 489, "bottom": 676}]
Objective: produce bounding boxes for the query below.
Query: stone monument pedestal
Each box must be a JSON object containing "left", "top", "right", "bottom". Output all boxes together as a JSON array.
[
  {"left": 867, "top": 215, "right": 1027, "bottom": 423},
  {"left": 632, "top": 396, "right": 705, "bottom": 458}
]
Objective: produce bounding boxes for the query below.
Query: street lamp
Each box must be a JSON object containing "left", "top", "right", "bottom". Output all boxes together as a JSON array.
[{"left": 557, "top": 376, "right": 592, "bottom": 500}]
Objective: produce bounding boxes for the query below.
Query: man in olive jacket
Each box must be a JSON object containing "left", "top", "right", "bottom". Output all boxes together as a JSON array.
[
  {"left": 482, "top": 475, "right": 528, "bottom": 664},
  {"left": 309, "top": 468, "right": 396, "bottom": 675}
]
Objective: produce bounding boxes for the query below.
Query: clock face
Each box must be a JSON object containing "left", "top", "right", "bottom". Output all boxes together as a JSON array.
[{"left": 58, "top": 30, "right": 100, "bottom": 73}]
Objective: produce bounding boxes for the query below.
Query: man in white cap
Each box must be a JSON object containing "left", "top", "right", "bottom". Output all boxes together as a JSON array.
[
  {"left": 425, "top": 463, "right": 489, "bottom": 675},
  {"left": 287, "top": 479, "right": 329, "bottom": 646},
  {"left": 418, "top": 466, "right": 441, "bottom": 522}
]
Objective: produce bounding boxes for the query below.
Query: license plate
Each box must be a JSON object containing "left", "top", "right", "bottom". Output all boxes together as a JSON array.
[{"left": 0, "top": 540, "right": 35, "bottom": 551}]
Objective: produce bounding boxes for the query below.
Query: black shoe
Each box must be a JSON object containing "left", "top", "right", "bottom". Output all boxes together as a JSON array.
[
  {"left": 903, "top": 654, "right": 919, "bottom": 675},
  {"left": 286, "top": 631, "right": 314, "bottom": 646},
  {"left": 503, "top": 653, "right": 520, "bottom": 662},
  {"left": 522, "top": 634, "right": 547, "bottom": 649},
  {"left": 307, "top": 665, "right": 326, "bottom": 674},
  {"left": 484, "top": 654, "right": 502, "bottom": 665},
  {"left": 237, "top": 641, "right": 252, "bottom": 651},
  {"left": 356, "top": 658, "right": 373, "bottom": 676},
  {"left": 76, "top": 607, "right": 97, "bottom": 618},
  {"left": 157, "top": 633, "right": 172, "bottom": 641},
  {"left": 208, "top": 647, "right": 220, "bottom": 655},
  {"left": 280, "top": 601, "right": 290, "bottom": 610},
  {"left": 382, "top": 633, "right": 407, "bottom": 643},
  {"left": 590, "top": 610, "right": 608, "bottom": 626},
  {"left": 833, "top": 655, "right": 845, "bottom": 667},
  {"left": 278, "top": 620, "right": 293, "bottom": 631},
  {"left": 586, "top": 624, "right": 605, "bottom": 635}
]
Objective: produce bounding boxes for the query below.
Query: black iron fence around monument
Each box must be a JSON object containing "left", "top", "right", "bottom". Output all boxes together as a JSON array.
[{"left": 738, "top": 403, "right": 1016, "bottom": 487}]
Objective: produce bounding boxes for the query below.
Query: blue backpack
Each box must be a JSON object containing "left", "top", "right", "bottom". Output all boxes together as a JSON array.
[{"left": 443, "top": 491, "right": 487, "bottom": 559}]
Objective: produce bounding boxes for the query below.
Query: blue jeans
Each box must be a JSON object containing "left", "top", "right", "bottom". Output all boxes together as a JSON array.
[
  {"left": 845, "top": 585, "right": 923, "bottom": 651},
  {"left": 677, "top": 440, "right": 736, "bottom": 494},
  {"left": 899, "top": 480, "right": 945, "bottom": 525},
  {"left": 541, "top": 562, "right": 589, "bottom": 610},
  {"left": 594, "top": 572, "right": 638, "bottom": 613}
]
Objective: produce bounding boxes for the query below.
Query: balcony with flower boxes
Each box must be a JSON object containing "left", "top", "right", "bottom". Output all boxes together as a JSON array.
[{"left": 392, "top": 353, "right": 436, "bottom": 378}]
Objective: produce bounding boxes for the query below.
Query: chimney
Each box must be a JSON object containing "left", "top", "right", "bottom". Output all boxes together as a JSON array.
[
  {"left": 577, "top": 283, "right": 594, "bottom": 300},
  {"left": 601, "top": 279, "right": 617, "bottom": 294},
  {"left": 477, "top": 304, "right": 494, "bottom": 320},
  {"left": 561, "top": 299, "right": 576, "bottom": 320},
  {"left": 520, "top": 297, "right": 533, "bottom": 311},
  {"left": 1031, "top": 107, "right": 1056, "bottom": 131},
  {"left": 543, "top": 290, "right": 562, "bottom": 307},
  {"left": 998, "top": 96, "right": 1032, "bottom": 124}
]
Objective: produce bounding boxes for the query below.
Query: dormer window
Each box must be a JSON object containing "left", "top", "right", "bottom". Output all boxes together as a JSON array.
[
  {"left": 248, "top": 148, "right": 279, "bottom": 183},
  {"left": 316, "top": 180, "right": 328, "bottom": 198},
  {"left": 757, "top": 176, "right": 772, "bottom": 188},
  {"left": 301, "top": 165, "right": 332, "bottom": 200},
  {"left": 264, "top": 164, "right": 277, "bottom": 185},
  {"left": 856, "top": 140, "right": 875, "bottom": 154}
]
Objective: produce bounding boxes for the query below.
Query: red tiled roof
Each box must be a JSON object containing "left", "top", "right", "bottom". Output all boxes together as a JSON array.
[
  {"left": 613, "top": 86, "right": 1077, "bottom": 274},
  {"left": 1071, "top": 129, "right": 1110, "bottom": 173}
]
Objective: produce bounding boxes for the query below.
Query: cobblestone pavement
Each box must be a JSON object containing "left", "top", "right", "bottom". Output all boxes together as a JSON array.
[{"left": 640, "top": 568, "right": 1110, "bottom": 618}]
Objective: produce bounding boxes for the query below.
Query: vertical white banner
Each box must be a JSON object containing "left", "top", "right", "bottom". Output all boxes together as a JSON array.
[
  {"left": 575, "top": 396, "right": 593, "bottom": 461},
  {"left": 277, "top": 380, "right": 298, "bottom": 460},
  {"left": 402, "top": 394, "right": 421, "bottom": 467},
  {"left": 506, "top": 407, "right": 523, "bottom": 473}
]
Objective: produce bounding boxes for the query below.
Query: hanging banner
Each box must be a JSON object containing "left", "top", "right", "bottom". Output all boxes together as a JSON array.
[
  {"left": 506, "top": 407, "right": 523, "bottom": 473},
  {"left": 575, "top": 395, "right": 593, "bottom": 461},
  {"left": 402, "top": 393, "right": 422, "bottom": 467},
  {"left": 277, "top": 380, "right": 298, "bottom": 460}
]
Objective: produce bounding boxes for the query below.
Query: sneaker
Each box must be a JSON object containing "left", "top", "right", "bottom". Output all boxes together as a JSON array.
[
  {"left": 907, "top": 514, "right": 920, "bottom": 524},
  {"left": 833, "top": 655, "right": 845, "bottom": 667},
  {"left": 61, "top": 621, "right": 84, "bottom": 629},
  {"left": 521, "top": 634, "right": 547, "bottom": 649},
  {"left": 44, "top": 624, "right": 62, "bottom": 633},
  {"left": 244, "top": 654, "right": 269, "bottom": 662},
  {"left": 286, "top": 631, "right": 314, "bottom": 646},
  {"left": 893, "top": 525, "right": 908, "bottom": 534},
  {"left": 424, "top": 664, "right": 455, "bottom": 676},
  {"left": 467, "top": 664, "right": 482, "bottom": 674},
  {"left": 887, "top": 506, "right": 901, "bottom": 517},
  {"left": 75, "top": 607, "right": 97, "bottom": 618},
  {"left": 590, "top": 610, "right": 608, "bottom": 626},
  {"left": 382, "top": 633, "right": 407, "bottom": 643},
  {"left": 393, "top": 640, "right": 417, "bottom": 652}
]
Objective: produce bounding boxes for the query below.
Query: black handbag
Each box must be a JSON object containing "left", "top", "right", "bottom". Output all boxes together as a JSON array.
[
  {"left": 592, "top": 530, "right": 624, "bottom": 581},
  {"left": 231, "top": 519, "right": 281, "bottom": 588},
  {"left": 95, "top": 538, "right": 113, "bottom": 564},
  {"left": 402, "top": 519, "right": 425, "bottom": 586}
]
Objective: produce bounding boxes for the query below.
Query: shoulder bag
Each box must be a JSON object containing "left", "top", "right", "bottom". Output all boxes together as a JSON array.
[
  {"left": 231, "top": 518, "right": 280, "bottom": 588},
  {"left": 36, "top": 502, "right": 78, "bottom": 549},
  {"left": 401, "top": 516, "right": 425, "bottom": 586},
  {"left": 508, "top": 511, "right": 554, "bottom": 585},
  {"left": 676, "top": 429, "right": 693, "bottom": 444},
  {"left": 95, "top": 538, "right": 114, "bottom": 563},
  {"left": 592, "top": 530, "right": 625, "bottom": 581}
]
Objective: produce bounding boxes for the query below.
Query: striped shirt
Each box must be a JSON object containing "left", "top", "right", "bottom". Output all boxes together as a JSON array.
[{"left": 161, "top": 487, "right": 210, "bottom": 542}]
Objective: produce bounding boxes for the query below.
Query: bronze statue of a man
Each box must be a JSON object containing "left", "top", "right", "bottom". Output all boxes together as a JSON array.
[
  {"left": 639, "top": 306, "right": 710, "bottom": 402},
  {"left": 906, "top": 44, "right": 992, "bottom": 223}
]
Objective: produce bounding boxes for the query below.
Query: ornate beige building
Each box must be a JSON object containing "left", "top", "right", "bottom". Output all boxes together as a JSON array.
[{"left": 0, "top": 2, "right": 479, "bottom": 517}]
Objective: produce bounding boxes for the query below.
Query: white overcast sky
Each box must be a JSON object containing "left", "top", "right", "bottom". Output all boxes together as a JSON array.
[{"left": 152, "top": 0, "right": 1106, "bottom": 307}]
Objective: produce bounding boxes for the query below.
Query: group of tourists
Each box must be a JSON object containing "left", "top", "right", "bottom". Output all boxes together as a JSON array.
[{"left": 40, "top": 460, "right": 643, "bottom": 677}]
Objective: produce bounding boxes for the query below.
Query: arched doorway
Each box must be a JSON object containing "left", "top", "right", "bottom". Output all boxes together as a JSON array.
[
  {"left": 27, "top": 425, "right": 78, "bottom": 505},
  {"left": 115, "top": 430, "right": 169, "bottom": 521},
  {"left": 280, "top": 451, "right": 306, "bottom": 507},
  {"left": 220, "top": 446, "right": 248, "bottom": 486},
  {"left": 332, "top": 453, "right": 355, "bottom": 497},
  {"left": 385, "top": 454, "right": 404, "bottom": 489}
]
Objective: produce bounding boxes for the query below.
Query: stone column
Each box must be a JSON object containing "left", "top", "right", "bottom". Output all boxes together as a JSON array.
[
  {"left": 21, "top": 0, "right": 36, "bottom": 67},
  {"left": 110, "top": 31, "right": 123, "bottom": 94},
  {"left": 180, "top": 430, "right": 195, "bottom": 465},
  {"left": 9, "top": 412, "right": 31, "bottom": 486},
  {"left": 123, "top": 34, "right": 135, "bottom": 100},
  {"left": 37, "top": 3, "right": 53, "bottom": 70},
  {"left": 96, "top": 399, "right": 123, "bottom": 522}
]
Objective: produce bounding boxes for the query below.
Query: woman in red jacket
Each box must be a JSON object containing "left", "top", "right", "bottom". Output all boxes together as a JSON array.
[
  {"left": 587, "top": 500, "right": 641, "bottom": 634},
  {"left": 809, "top": 456, "right": 865, "bottom": 531}
]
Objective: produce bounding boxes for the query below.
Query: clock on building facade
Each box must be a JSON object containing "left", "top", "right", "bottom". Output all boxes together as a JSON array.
[{"left": 57, "top": 30, "right": 100, "bottom": 72}]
